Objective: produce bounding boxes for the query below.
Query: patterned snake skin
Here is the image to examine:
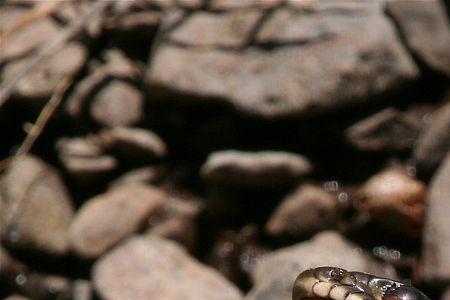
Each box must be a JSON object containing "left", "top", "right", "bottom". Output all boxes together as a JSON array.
[{"left": 292, "top": 267, "right": 430, "bottom": 300}]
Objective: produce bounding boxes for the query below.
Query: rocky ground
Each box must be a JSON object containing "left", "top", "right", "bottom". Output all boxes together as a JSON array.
[{"left": 0, "top": 0, "right": 450, "bottom": 299}]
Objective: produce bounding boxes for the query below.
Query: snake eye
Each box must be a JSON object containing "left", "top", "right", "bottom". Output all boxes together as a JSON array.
[{"left": 384, "top": 286, "right": 431, "bottom": 300}]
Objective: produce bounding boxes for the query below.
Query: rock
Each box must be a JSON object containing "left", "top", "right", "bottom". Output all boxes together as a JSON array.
[
  {"left": 386, "top": 0, "right": 450, "bottom": 77},
  {"left": 109, "top": 166, "right": 166, "bottom": 188},
  {"left": 90, "top": 80, "right": 144, "bottom": 127},
  {"left": 345, "top": 108, "right": 422, "bottom": 152},
  {"left": 2, "top": 43, "right": 87, "bottom": 102},
  {"left": 175, "top": 0, "right": 204, "bottom": 9},
  {"left": 99, "top": 127, "right": 167, "bottom": 160},
  {"left": 167, "top": 10, "right": 262, "bottom": 48},
  {"left": 208, "top": 0, "right": 281, "bottom": 10},
  {"left": 65, "top": 50, "right": 142, "bottom": 123},
  {"left": 69, "top": 184, "right": 167, "bottom": 259},
  {"left": 414, "top": 103, "right": 450, "bottom": 177},
  {"left": 0, "top": 15, "right": 60, "bottom": 63},
  {"left": 56, "top": 137, "right": 118, "bottom": 184},
  {"left": 0, "top": 155, "right": 74, "bottom": 255},
  {"left": 442, "top": 288, "right": 450, "bottom": 300},
  {"left": 246, "top": 231, "right": 396, "bottom": 300},
  {"left": 4, "top": 295, "right": 31, "bottom": 300},
  {"left": 265, "top": 183, "right": 339, "bottom": 237},
  {"left": 0, "top": 245, "right": 28, "bottom": 281},
  {"left": 201, "top": 151, "right": 312, "bottom": 187},
  {"left": 92, "top": 235, "right": 243, "bottom": 300},
  {"left": 147, "top": 2, "right": 418, "bottom": 119},
  {"left": 72, "top": 280, "right": 93, "bottom": 300},
  {"left": 422, "top": 153, "right": 450, "bottom": 285},
  {"left": 356, "top": 168, "right": 426, "bottom": 237},
  {"left": 145, "top": 198, "right": 201, "bottom": 250}
]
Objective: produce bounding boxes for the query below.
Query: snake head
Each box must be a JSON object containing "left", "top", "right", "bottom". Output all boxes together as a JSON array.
[{"left": 383, "top": 286, "right": 431, "bottom": 300}]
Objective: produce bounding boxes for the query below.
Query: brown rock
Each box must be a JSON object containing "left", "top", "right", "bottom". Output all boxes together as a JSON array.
[
  {"left": 209, "top": 0, "right": 281, "bottom": 10},
  {"left": 200, "top": 151, "right": 312, "bottom": 187},
  {"left": 422, "top": 153, "right": 450, "bottom": 285},
  {"left": 92, "top": 235, "right": 243, "bottom": 300},
  {"left": 265, "top": 183, "right": 339, "bottom": 237},
  {"left": 2, "top": 43, "right": 87, "bottom": 102},
  {"left": 168, "top": 10, "right": 262, "bottom": 48},
  {"left": 356, "top": 168, "right": 426, "bottom": 237},
  {"left": 246, "top": 231, "right": 396, "bottom": 300},
  {"left": 0, "top": 16, "right": 60, "bottom": 63},
  {"left": 3, "top": 295, "right": 31, "bottom": 300},
  {"left": 109, "top": 166, "right": 166, "bottom": 188},
  {"left": 147, "top": 3, "right": 418, "bottom": 119},
  {"left": 69, "top": 185, "right": 166, "bottom": 259},
  {"left": 387, "top": 0, "right": 450, "bottom": 77},
  {"left": 414, "top": 102, "right": 450, "bottom": 177},
  {"left": 90, "top": 81, "right": 144, "bottom": 127},
  {"left": 345, "top": 108, "right": 422, "bottom": 152},
  {"left": 0, "top": 155, "right": 74, "bottom": 255},
  {"left": 56, "top": 137, "right": 117, "bottom": 184},
  {"left": 146, "top": 198, "right": 201, "bottom": 250},
  {"left": 99, "top": 127, "right": 167, "bottom": 160}
]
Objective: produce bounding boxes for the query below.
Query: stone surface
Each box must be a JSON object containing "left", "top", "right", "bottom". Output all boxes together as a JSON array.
[
  {"left": 209, "top": 0, "right": 281, "bottom": 10},
  {"left": 422, "top": 153, "right": 450, "bottom": 285},
  {"left": 69, "top": 184, "right": 166, "bottom": 259},
  {"left": 56, "top": 137, "right": 117, "bottom": 184},
  {"left": 387, "top": 0, "right": 450, "bottom": 77},
  {"left": 0, "top": 155, "right": 74, "bottom": 255},
  {"left": 109, "top": 166, "right": 166, "bottom": 188},
  {"left": 0, "top": 16, "right": 60, "bottom": 63},
  {"left": 90, "top": 80, "right": 144, "bottom": 127},
  {"left": 2, "top": 43, "right": 87, "bottom": 102},
  {"left": 356, "top": 168, "right": 426, "bottom": 237},
  {"left": 246, "top": 231, "right": 396, "bottom": 300},
  {"left": 168, "top": 10, "right": 262, "bottom": 48},
  {"left": 345, "top": 108, "right": 422, "bottom": 152},
  {"left": 147, "top": 2, "right": 418, "bottom": 119},
  {"left": 146, "top": 198, "right": 201, "bottom": 250},
  {"left": 92, "top": 235, "right": 243, "bottom": 300},
  {"left": 201, "top": 151, "right": 312, "bottom": 187},
  {"left": 99, "top": 127, "right": 167, "bottom": 160},
  {"left": 265, "top": 183, "right": 339, "bottom": 237},
  {"left": 414, "top": 103, "right": 450, "bottom": 177}
]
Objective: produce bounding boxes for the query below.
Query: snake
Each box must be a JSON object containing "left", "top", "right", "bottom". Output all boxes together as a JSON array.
[{"left": 292, "top": 267, "right": 431, "bottom": 300}]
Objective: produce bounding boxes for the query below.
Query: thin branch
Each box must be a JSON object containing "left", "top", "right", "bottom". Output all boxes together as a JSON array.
[{"left": 0, "top": 0, "right": 111, "bottom": 108}]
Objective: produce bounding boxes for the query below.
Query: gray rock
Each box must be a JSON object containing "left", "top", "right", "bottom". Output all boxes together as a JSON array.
[
  {"left": 99, "top": 127, "right": 167, "bottom": 160},
  {"left": 69, "top": 184, "right": 167, "bottom": 259},
  {"left": 147, "top": 2, "right": 418, "bottom": 119},
  {"left": 201, "top": 151, "right": 312, "bottom": 187},
  {"left": 356, "top": 168, "right": 426, "bottom": 237},
  {"left": 246, "top": 231, "right": 396, "bottom": 300},
  {"left": 92, "top": 235, "right": 243, "bottom": 300},
  {"left": 168, "top": 10, "right": 262, "bottom": 48},
  {"left": 422, "top": 153, "right": 450, "bottom": 285},
  {"left": 414, "top": 103, "right": 450, "bottom": 177},
  {"left": 0, "top": 155, "right": 74, "bottom": 255},
  {"left": 265, "top": 183, "right": 339, "bottom": 237},
  {"left": 387, "top": 0, "right": 450, "bottom": 77},
  {"left": 345, "top": 108, "right": 422, "bottom": 152}
]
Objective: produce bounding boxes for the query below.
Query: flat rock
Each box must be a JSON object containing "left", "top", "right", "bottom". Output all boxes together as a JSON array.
[
  {"left": 99, "top": 127, "right": 167, "bottom": 160},
  {"left": 265, "top": 183, "right": 339, "bottom": 237},
  {"left": 356, "top": 168, "right": 426, "bottom": 237},
  {"left": 146, "top": 2, "right": 418, "bottom": 119},
  {"left": 246, "top": 231, "right": 396, "bottom": 300},
  {"left": 414, "top": 103, "right": 450, "bottom": 177},
  {"left": 0, "top": 15, "right": 60, "bottom": 63},
  {"left": 0, "top": 155, "right": 74, "bottom": 255},
  {"left": 345, "top": 108, "right": 422, "bottom": 152},
  {"left": 387, "top": 0, "right": 450, "bottom": 77},
  {"left": 92, "top": 235, "right": 243, "bottom": 300},
  {"left": 422, "top": 153, "right": 450, "bottom": 285},
  {"left": 69, "top": 184, "right": 167, "bottom": 259},
  {"left": 167, "top": 10, "right": 262, "bottom": 48},
  {"left": 2, "top": 43, "right": 87, "bottom": 102},
  {"left": 201, "top": 151, "right": 312, "bottom": 187}
]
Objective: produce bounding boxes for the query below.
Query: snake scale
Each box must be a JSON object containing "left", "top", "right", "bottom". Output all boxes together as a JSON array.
[{"left": 292, "top": 267, "right": 431, "bottom": 300}]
